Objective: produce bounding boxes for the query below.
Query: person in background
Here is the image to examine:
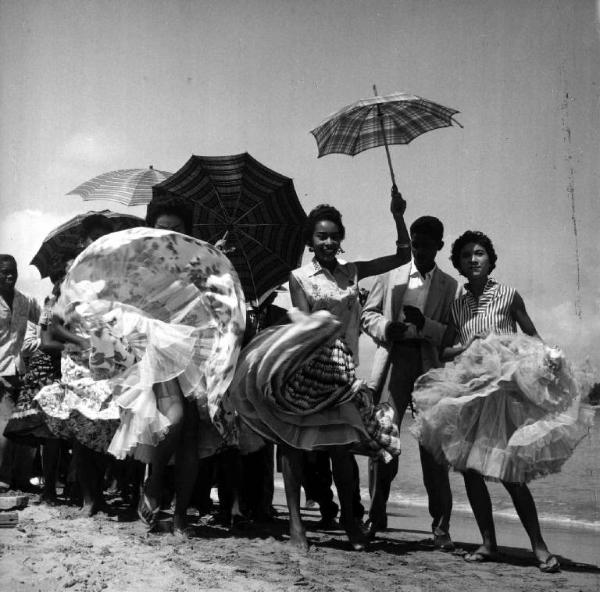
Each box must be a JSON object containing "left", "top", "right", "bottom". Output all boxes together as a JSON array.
[
  {"left": 0, "top": 254, "right": 41, "bottom": 492},
  {"left": 4, "top": 283, "right": 63, "bottom": 502}
]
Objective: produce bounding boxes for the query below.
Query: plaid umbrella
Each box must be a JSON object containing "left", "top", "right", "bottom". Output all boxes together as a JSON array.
[
  {"left": 30, "top": 210, "right": 144, "bottom": 278},
  {"left": 67, "top": 166, "right": 172, "bottom": 206},
  {"left": 152, "top": 153, "right": 307, "bottom": 304},
  {"left": 310, "top": 89, "right": 461, "bottom": 188}
]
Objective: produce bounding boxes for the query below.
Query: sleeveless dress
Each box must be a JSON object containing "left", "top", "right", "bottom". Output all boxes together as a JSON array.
[
  {"left": 230, "top": 258, "right": 400, "bottom": 460},
  {"left": 411, "top": 279, "right": 594, "bottom": 483}
]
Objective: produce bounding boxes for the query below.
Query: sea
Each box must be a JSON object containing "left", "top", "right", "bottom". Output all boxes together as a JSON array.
[{"left": 355, "top": 410, "right": 600, "bottom": 532}]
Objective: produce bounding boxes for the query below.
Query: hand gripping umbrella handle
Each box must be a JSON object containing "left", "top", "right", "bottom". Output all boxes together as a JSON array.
[{"left": 373, "top": 85, "right": 398, "bottom": 192}]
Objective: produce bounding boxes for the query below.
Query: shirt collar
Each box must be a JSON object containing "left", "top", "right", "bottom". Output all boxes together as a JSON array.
[
  {"left": 308, "top": 257, "right": 351, "bottom": 278},
  {"left": 464, "top": 277, "right": 497, "bottom": 295},
  {"left": 409, "top": 260, "right": 437, "bottom": 280}
]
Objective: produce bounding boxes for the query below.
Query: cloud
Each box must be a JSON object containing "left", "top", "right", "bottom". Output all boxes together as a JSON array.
[
  {"left": 0, "top": 208, "right": 67, "bottom": 302},
  {"left": 58, "top": 131, "right": 128, "bottom": 167}
]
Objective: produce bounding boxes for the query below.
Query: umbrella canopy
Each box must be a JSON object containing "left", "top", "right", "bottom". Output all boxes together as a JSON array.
[
  {"left": 67, "top": 166, "right": 172, "bottom": 206},
  {"left": 310, "top": 91, "right": 461, "bottom": 187},
  {"left": 152, "top": 153, "right": 307, "bottom": 304},
  {"left": 30, "top": 209, "right": 144, "bottom": 278}
]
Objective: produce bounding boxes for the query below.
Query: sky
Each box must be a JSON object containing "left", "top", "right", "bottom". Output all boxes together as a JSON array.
[{"left": 1, "top": 0, "right": 599, "bottom": 375}]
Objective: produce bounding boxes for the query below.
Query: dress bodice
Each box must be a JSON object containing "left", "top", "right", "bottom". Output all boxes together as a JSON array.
[
  {"left": 291, "top": 258, "right": 361, "bottom": 360},
  {"left": 451, "top": 279, "right": 517, "bottom": 344}
]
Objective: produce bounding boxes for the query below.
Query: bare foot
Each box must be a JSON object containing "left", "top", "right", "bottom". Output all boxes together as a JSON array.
[
  {"left": 288, "top": 525, "right": 309, "bottom": 553},
  {"left": 81, "top": 501, "right": 96, "bottom": 517},
  {"left": 464, "top": 544, "right": 498, "bottom": 563}
]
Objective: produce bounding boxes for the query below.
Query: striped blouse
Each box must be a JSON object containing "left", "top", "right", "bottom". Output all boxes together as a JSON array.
[{"left": 451, "top": 278, "right": 517, "bottom": 344}]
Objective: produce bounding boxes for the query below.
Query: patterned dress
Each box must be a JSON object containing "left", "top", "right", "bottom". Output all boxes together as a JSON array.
[
  {"left": 411, "top": 278, "right": 594, "bottom": 483},
  {"left": 37, "top": 228, "right": 245, "bottom": 460},
  {"left": 230, "top": 258, "right": 400, "bottom": 460},
  {"left": 4, "top": 304, "right": 61, "bottom": 444}
]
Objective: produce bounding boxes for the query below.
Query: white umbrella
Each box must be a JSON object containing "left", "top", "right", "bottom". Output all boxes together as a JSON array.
[{"left": 67, "top": 166, "right": 172, "bottom": 206}]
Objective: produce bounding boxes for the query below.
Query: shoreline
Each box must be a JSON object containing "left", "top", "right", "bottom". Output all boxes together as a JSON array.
[
  {"left": 271, "top": 484, "right": 600, "bottom": 568},
  {"left": 1, "top": 490, "right": 598, "bottom": 592}
]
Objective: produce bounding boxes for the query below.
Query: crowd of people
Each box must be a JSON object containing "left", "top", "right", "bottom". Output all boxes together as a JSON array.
[{"left": 0, "top": 188, "right": 593, "bottom": 574}]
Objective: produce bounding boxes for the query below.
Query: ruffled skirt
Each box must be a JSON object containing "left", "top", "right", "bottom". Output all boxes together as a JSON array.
[
  {"left": 50, "top": 228, "right": 245, "bottom": 459},
  {"left": 229, "top": 309, "right": 400, "bottom": 460},
  {"left": 4, "top": 350, "right": 61, "bottom": 444},
  {"left": 411, "top": 333, "right": 594, "bottom": 483},
  {"left": 35, "top": 352, "right": 120, "bottom": 452}
]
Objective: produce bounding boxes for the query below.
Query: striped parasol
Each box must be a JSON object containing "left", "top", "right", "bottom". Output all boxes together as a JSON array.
[
  {"left": 152, "top": 153, "right": 307, "bottom": 304},
  {"left": 30, "top": 210, "right": 144, "bottom": 278},
  {"left": 311, "top": 89, "right": 461, "bottom": 189},
  {"left": 67, "top": 166, "right": 172, "bottom": 206}
]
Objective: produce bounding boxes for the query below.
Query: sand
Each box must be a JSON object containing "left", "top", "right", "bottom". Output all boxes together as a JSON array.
[{"left": 1, "top": 488, "right": 598, "bottom": 592}]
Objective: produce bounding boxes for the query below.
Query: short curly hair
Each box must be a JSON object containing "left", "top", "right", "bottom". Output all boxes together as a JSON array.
[
  {"left": 450, "top": 230, "right": 497, "bottom": 275},
  {"left": 145, "top": 195, "right": 194, "bottom": 235},
  {"left": 302, "top": 204, "right": 345, "bottom": 247}
]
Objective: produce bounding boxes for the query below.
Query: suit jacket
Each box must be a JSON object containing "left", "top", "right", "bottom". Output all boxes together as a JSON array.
[{"left": 360, "top": 263, "right": 458, "bottom": 399}]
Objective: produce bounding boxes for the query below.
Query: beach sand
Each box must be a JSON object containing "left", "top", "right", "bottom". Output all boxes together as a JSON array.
[{"left": 1, "top": 488, "right": 598, "bottom": 592}]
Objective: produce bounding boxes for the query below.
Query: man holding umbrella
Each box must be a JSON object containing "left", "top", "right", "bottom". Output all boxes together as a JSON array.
[
  {"left": 0, "top": 255, "right": 41, "bottom": 491},
  {"left": 360, "top": 215, "right": 458, "bottom": 549}
]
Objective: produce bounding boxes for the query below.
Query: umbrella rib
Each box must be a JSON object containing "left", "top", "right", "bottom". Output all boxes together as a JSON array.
[
  {"left": 233, "top": 227, "right": 301, "bottom": 268},
  {"left": 230, "top": 229, "right": 260, "bottom": 303}
]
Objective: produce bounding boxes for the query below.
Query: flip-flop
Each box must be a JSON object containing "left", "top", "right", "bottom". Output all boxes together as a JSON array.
[
  {"left": 538, "top": 555, "right": 561, "bottom": 573},
  {"left": 137, "top": 493, "right": 160, "bottom": 528}
]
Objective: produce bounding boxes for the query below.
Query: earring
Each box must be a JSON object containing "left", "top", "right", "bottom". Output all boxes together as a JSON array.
[{"left": 337, "top": 247, "right": 345, "bottom": 255}]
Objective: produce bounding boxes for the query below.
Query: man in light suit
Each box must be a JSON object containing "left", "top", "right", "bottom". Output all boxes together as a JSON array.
[{"left": 360, "top": 216, "right": 458, "bottom": 548}]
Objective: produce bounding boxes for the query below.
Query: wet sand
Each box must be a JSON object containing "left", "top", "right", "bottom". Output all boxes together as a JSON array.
[{"left": 1, "top": 488, "right": 598, "bottom": 592}]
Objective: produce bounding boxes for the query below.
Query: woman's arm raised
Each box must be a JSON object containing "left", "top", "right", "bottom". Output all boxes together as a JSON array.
[{"left": 355, "top": 187, "right": 411, "bottom": 281}]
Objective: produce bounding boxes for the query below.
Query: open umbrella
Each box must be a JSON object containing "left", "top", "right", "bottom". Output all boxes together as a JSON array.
[
  {"left": 152, "top": 153, "right": 307, "bottom": 304},
  {"left": 30, "top": 210, "right": 144, "bottom": 278},
  {"left": 67, "top": 166, "right": 172, "bottom": 206},
  {"left": 310, "top": 87, "right": 462, "bottom": 189}
]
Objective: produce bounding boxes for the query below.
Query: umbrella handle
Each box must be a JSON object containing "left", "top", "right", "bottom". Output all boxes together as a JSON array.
[{"left": 373, "top": 85, "right": 398, "bottom": 192}]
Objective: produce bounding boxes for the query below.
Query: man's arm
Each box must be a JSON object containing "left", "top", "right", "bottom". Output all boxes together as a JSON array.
[
  {"left": 402, "top": 277, "right": 457, "bottom": 346},
  {"left": 360, "top": 274, "right": 392, "bottom": 344}
]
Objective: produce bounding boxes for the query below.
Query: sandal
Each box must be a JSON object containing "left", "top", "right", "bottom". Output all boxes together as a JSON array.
[
  {"left": 538, "top": 555, "right": 560, "bottom": 573},
  {"left": 137, "top": 493, "right": 160, "bottom": 528}
]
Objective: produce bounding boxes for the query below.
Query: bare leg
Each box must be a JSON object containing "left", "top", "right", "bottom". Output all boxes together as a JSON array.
[
  {"left": 41, "top": 438, "right": 60, "bottom": 502},
  {"left": 503, "top": 481, "right": 553, "bottom": 564},
  {"left": 281, "top": 445, "right": 308, "bottom": 552},
  {"left": 74, "top": 442, "right": 108, "bottom": 516},
  {"left": 173, "top": 399, "right": 200, "bottom": 533},
  {"left": 143, "top": 380, "right": 184, "bottom": 515},
  {"left": 463, "top": 470, "right": 497, "bottom": 558},
  {"left": 330, "top": 447, "right": 367, "bottom": 551}
]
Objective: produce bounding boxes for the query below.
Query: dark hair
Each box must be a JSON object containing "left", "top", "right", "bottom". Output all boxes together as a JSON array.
[
  {"left": 410, "top": 216, "right": 444, "bottom": 242},
  {"left": 302, "top": 204, "right": 345, "bottom": 247},
  {"left": 145, "top": 195, "right": 194, "bottom": 235},
  {"left": 0, "top": 254, "right": 17, "bottom": 267},
  {"left": 49, "top": 265, "right": 67, "bottom": 284},
  {"left": 80, "top": 214, "right": 114, "bottom": 239},
  {"left": 450, "top": 230, "right": 497, "bottom": 274}
]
